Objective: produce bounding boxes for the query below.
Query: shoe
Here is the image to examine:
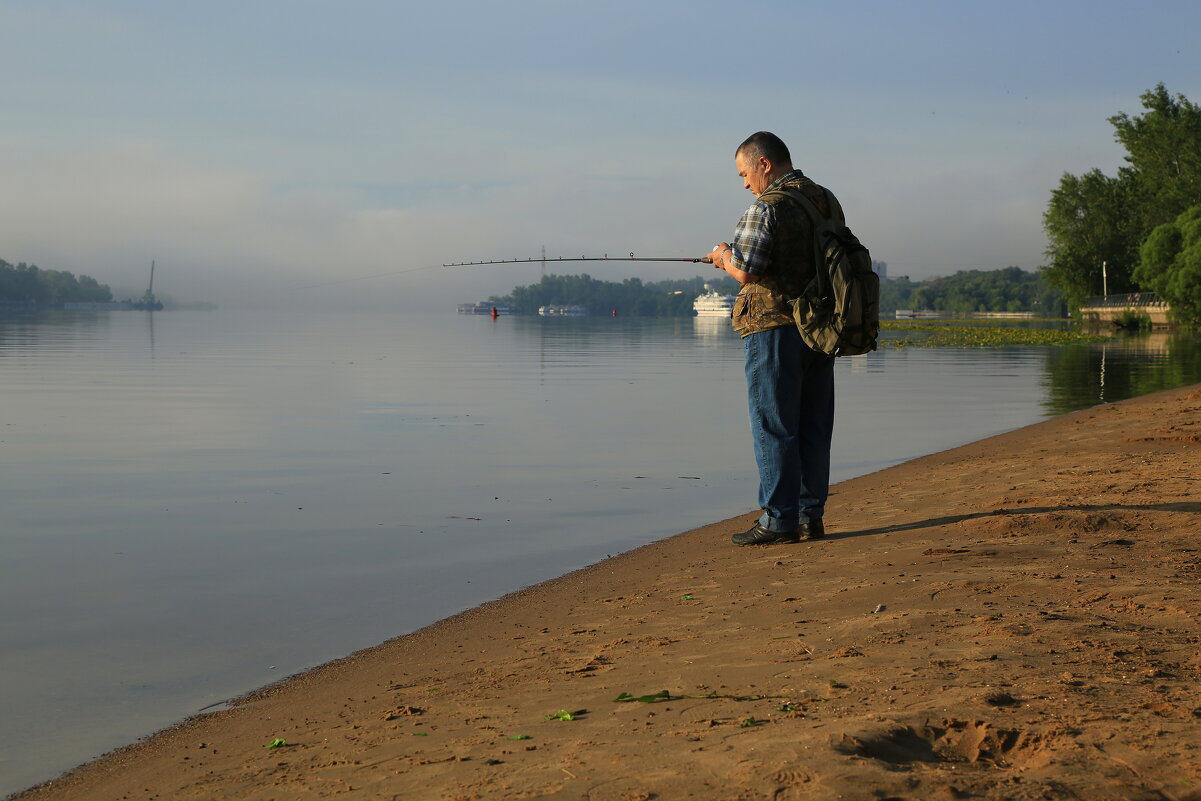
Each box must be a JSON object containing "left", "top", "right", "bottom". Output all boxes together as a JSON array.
[
  {"left": 731, "top": 522, "right": 800, "bottom": 546},
  {"left": 800, "top": 518, "right": 825, "bottom": 540}
]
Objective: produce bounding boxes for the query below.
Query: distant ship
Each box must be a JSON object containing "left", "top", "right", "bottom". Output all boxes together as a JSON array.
[
  {"left": 538, "top": 305, "right": 587, "bottom": 317},
  {"left": 132, "top": 260, "right": 164, "bottom": 311},
  {"left": 693, "top": 284, "right": 735, "bottom": 317}
]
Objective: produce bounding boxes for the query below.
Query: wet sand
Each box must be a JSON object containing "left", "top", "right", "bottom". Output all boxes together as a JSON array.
[{"left": 16, "top": 384, "right": 1201, "bottom": 801}]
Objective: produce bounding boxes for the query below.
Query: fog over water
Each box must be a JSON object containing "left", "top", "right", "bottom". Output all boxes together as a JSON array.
[
  {"left": 3, "top": 308, "right": 1199, "bottom": 795},
  {"left": 3, "top": 3, "right": 1198, "bottom": 312}
]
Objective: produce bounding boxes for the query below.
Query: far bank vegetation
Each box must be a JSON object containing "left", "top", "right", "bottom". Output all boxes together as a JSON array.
[
  {"left": 492, "top": 268, "right": 1062, "bottom": 318},
  {"left": 0, "top": 259, "right": 113, "bottom": 304},
  {"left": 1043, "top": 84, "right": 1201, "bottom": 327}
]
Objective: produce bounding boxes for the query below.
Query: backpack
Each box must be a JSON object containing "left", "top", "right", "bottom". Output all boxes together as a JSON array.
[{"left": 763, "top": 187, "right": 880, "bottom": 357}]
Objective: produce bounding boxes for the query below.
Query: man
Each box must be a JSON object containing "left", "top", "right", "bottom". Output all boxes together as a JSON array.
[{"left": 703, "top": 131, "right": 836, "bottom": 546}]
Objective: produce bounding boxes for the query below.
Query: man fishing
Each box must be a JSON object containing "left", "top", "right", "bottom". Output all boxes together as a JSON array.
[{"left": 703, "top": 131, "right": 837, "bottom": 546}]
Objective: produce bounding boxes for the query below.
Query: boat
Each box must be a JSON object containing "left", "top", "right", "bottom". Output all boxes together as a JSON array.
[
  {"left": 131, "top": 260, "right": 164, "bottom": 311},
  {"left": 538, "top": 305, "right": 587, "bottom": 317},
  {"left": 693, "top": 284, "right": 735, "bottom": 317}
]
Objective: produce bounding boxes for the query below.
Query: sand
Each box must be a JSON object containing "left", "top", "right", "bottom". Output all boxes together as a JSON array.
[{"left": 15, "top": 384, "right": 1201, "bottom": 801}]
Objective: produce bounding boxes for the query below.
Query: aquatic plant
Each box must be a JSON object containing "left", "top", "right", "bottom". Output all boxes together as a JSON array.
[{"left": 879, "top": 321, "right": 1109, "bottom": 348}]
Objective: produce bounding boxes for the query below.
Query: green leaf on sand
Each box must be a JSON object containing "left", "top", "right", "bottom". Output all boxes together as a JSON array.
[
  {"left": 264, "top": 738, "right": 287, "bottom": 749},
  {"left": 545, "top": 709, "right": 585, "bottom": 721}
]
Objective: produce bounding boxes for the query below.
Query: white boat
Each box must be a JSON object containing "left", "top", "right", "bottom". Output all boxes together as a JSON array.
[
  {"left": 538, "top": 305, "right": 587, "bottom": 316},
  {"left": 693, "top": 284, "right": 735, "bottom": 317}
]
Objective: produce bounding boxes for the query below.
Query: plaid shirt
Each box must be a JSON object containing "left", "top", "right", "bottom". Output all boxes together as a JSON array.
[
  {"left": 728, "top": 170, "right": 810, "bottom": 336},
  {"left": 728, "top": 169, "right": 809, "bottom": 276}
]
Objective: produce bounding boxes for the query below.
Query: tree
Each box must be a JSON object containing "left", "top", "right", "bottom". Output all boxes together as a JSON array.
[
  {"left": 877, "top": 275, "right": 919, "bottom": 314},
  {"left": 1134, "top": 204, "right": 1201, "bottom": 327},
  {"left": 1042, "top": 85, "right": 1201, "bottom": 314},
  {"left": 77, "top": 275, "right": 113, "bottom": 302},
  {"left": 1042, "top": 169, "right": 1139, "bottom": 311},
  {"left": 0, "top": 258, "right": 113, "bottom": 303},
  {"left": 893, "top": 267, "right": 1060, "bottom": 314},
  {"left": 492, "top": 273, "right": 740, "bottom": 316},
  {"left": 1109, "top": 84, "right": 1201, "bottom": 234}
]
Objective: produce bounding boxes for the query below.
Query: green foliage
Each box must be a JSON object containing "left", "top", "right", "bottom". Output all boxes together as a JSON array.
[
  {"left": 0, "top": 259, "right": 113, "bottom": 303},
  {"left": 1043, "top": 84, "right": 1201, "bottom": 314},
  {"left": 491, "top": 273, "right": 740, "bottom": 316},
  {"left": 1109, "top": 84, "right": 1201, "bottom": 233},
  {"left": 544, "top": 708, "right": 585, "bottom": 721},
  {"left": 880, "top": 268, "right": 1062, "bottom": 315},
  {"left": 879, "top": 321, "right": 1107, "bottom": 348},
  {"left": 1134, "top": 204, "right": 1201, "bottom": 327},
  {"left": 1113, "top": 309, "right": 1153, "bottom": 330},
  {"left": 877, "top": 274, "right": 920, "bottom": 314},
  {"left": 1042, "top": 170, "right": 1140, "bottom": 310},
  {"left": 498, "top": 269, "right": 1060, "bottom": 318}
]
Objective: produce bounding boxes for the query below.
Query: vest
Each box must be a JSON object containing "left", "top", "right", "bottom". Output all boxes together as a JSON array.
[{"left": 731, "top": 175, "right": 833, "bottom": 337}]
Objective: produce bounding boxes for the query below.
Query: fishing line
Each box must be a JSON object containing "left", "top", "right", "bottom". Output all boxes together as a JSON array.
[
  {"left": 442, "top": 254, "right": 705, "bottom": 266},
  {"left": 284, "top": 253, "right": 708, "bottom": 292}
]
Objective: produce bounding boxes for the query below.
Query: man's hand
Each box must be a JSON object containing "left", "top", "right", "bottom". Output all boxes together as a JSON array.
[
  {"left": 703, "top": 242, "right": 757, "bottom": 285},
  {"left": 702, "top": 242, "right": 733, "bottom": 269}
]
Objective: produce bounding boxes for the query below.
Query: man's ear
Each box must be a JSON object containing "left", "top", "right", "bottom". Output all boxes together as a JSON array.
[{"left": 757, "top": 156, "right": 772, "bottom": 175}]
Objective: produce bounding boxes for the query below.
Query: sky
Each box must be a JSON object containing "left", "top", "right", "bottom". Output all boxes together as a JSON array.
[{"left": 2, "top": 0, "right": 1198, "bottom": 311}]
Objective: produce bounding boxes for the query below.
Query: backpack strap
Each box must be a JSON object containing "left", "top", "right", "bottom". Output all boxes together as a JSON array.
[
  {"left": 821, "top": 187, "right": 847, "bottom": 226},
  {"left": 759, "top": 187, "right": 835, "bottom": 300}
]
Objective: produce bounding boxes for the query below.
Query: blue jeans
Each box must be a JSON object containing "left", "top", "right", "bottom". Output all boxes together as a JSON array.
[{"left": 743, "top": 325, "right": 835, "bottom": 533}]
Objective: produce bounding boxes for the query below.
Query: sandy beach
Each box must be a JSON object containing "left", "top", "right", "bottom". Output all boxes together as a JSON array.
[{"left": 16, "top": 383, "right": 1201, "bottom": 801}]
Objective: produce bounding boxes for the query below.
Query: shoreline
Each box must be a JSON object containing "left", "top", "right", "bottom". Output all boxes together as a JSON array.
[{"left": 16, "top": 383, "right": 1201, "bottom": 800}]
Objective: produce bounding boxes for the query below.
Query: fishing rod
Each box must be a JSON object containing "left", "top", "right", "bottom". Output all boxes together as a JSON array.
[
  {"left": 442, "top": 253, "right": 706, "bottom": 266},
  {"left": 285, "top": 252, "right": 710, "bottom": 293}
]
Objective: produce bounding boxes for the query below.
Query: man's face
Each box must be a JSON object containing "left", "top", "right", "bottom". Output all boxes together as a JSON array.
[{"left": 736, "top": 151, "right": 771, "bottom": 196}]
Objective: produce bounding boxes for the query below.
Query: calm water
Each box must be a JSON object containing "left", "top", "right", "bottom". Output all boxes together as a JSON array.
[{"left": 1, "top": 309, "right": 1198, "bottom": 794}]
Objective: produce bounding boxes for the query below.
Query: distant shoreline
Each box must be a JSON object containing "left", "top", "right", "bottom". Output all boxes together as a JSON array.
[{"left": 0, "top": 302, "right": 217, "bottom": 311}]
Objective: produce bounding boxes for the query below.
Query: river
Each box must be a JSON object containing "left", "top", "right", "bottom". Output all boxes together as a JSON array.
[{"left": 1, "top": 308, "right": 1198, "bottom": 795}]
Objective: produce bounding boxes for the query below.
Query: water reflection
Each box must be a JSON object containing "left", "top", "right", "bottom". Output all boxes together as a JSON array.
[
  {"left": 1042, "top": 332, "right": 1201, "bottom": 415},
  {"left": 2, "top": 310, "right": 1199, "bottom": 797},
  {"left": 0, "top": 309, "right": 115, "bottom": 357},
  {"left": 691, "top": 315, "right": 734, "bottom": 346}
]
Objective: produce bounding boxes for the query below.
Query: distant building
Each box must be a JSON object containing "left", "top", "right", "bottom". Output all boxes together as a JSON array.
[{"left": 873, "top": 260, "right": 887, "bottom": 280}]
